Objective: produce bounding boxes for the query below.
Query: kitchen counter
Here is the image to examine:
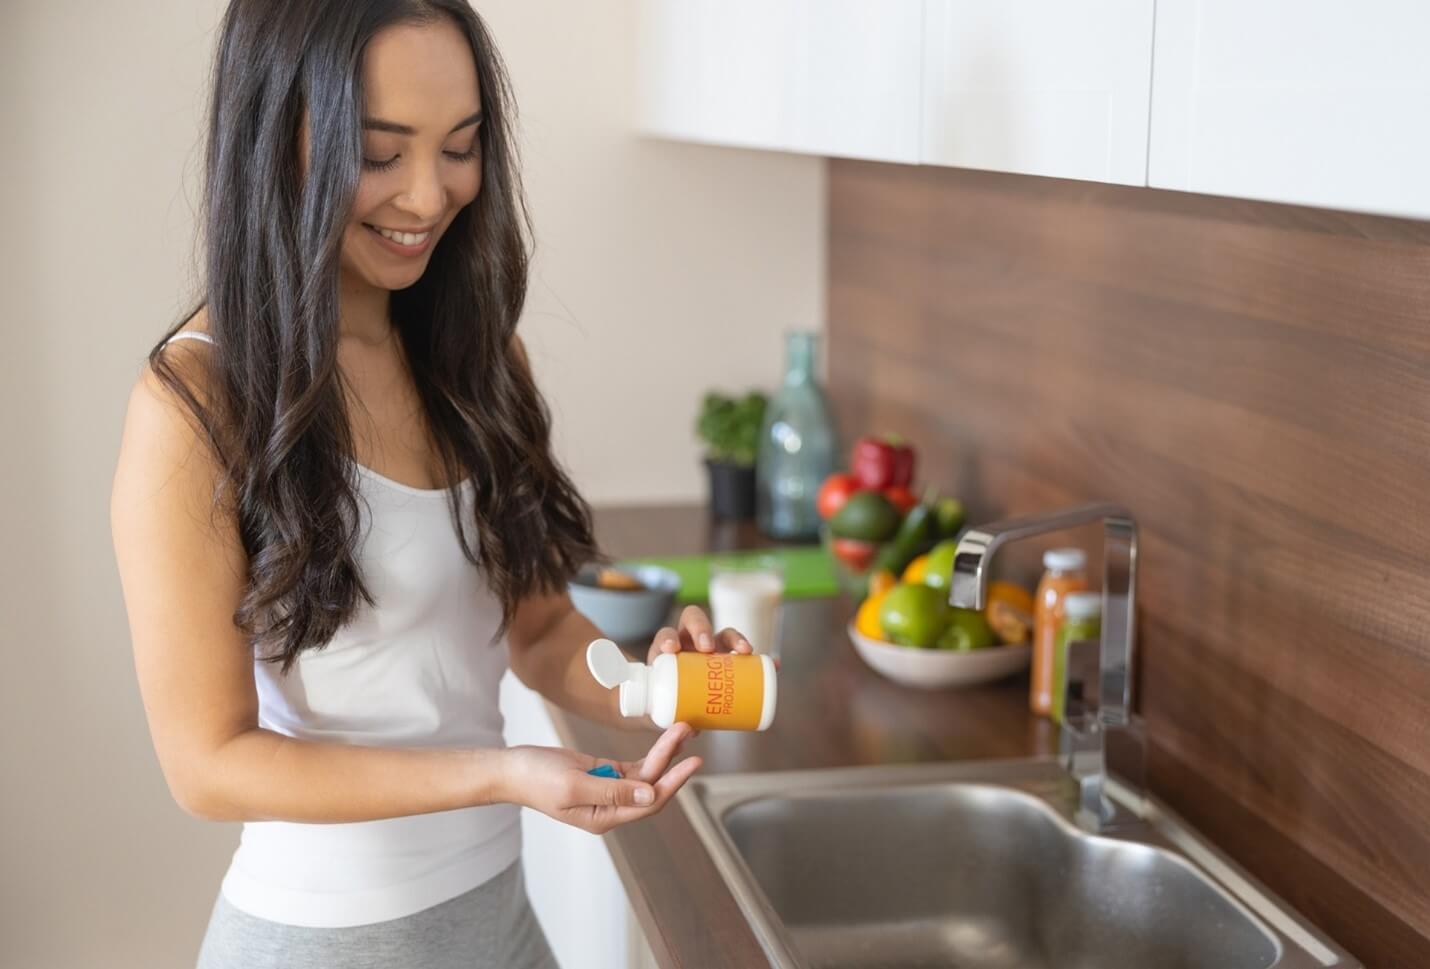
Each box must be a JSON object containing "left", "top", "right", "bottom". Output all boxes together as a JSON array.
[{"left": 547, "top": 503, "right": 1057, "bottom": 969}]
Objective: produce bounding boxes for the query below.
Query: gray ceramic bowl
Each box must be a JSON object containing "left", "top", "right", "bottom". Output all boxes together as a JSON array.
[{"left": 568, "top": 563, "right": 681, "bottom": 644}]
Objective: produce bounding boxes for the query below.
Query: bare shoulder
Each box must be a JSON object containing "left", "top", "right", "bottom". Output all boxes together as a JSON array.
[
  {"left": 114, "top": 307, "right": 229, "bottom": 533},
  {"left": 136, "top": 306, "right": 215, "bottom": 400}
]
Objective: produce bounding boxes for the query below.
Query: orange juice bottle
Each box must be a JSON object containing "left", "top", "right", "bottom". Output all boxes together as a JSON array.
[
  {"left": 585, "top": 639, "right": 777, "bottom": 731},
  {"left": 1031, "top": 549, "right": 1088, "bottom": 716}
]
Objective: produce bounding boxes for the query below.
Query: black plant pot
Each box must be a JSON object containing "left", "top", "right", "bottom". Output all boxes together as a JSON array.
[{"left": 704, "top": 458, "right": 756, "bottom": 521}]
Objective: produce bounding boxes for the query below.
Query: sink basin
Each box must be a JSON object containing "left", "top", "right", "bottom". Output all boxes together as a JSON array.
[{"left": 678, "top": 759, "right": 1357, "bottom": 969}]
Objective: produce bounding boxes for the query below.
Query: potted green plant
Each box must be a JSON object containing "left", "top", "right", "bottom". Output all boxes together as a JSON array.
[{"left": 696, "top": 390, "right": 767, "bottom": 520}]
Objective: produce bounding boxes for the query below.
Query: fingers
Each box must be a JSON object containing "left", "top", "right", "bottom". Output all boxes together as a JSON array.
[
  {"left": 714, "top": 626, "right": 754, "bottom": 654},
  {"left": 572, "top": 772, "right": 656, "bottom": 809},
  {"left": 624, "top": 722, "right": 695, "bottom": 784},
  {"left": 678, "top": 604, "right": 716, "bottom": 652},
  {"left": 571, "top": 727, "right": 703, "bottom": 833},
  {"left": 656, "top": 610, "right": 754, "bottom": 657},
  {"left": 651, "top": 753, "right": 702, "bottom": 802},
  {"left": 585, "top": 754, "right": 703, "bottom": 832},
  {"left": 647, "top": 625, "right": 680, "bottom": 664}
]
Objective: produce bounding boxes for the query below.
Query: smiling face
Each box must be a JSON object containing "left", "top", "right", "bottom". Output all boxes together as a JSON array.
[{"left": 338, "top": 17, "right": 483, "bottom": 292}]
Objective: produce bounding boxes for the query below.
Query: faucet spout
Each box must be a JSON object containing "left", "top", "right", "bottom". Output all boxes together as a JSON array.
[{"left": 950, "top": 501, "right": 1140, "bottom": 829}]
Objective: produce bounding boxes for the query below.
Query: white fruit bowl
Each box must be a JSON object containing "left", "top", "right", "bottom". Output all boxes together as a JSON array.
[{"left": 846, "top": 623, "right": 1031, "bottom": 690}]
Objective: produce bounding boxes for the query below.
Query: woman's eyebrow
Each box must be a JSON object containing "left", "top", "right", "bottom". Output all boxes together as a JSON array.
[{"left": 361, "top": 110, "right": 484, "bottom": 136}]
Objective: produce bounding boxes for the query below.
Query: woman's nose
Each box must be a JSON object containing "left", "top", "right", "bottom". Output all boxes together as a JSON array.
[{"left": 394, "top": 158, "right": 446, "bottom": 220}]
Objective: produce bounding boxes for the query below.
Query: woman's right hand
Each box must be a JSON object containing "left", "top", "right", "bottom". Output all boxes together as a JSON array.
[{"left": 498, "top": 722, "right": 701, "bottom": 835}]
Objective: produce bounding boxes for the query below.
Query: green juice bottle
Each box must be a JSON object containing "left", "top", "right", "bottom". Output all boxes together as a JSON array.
[{"left": 1051, "top": 592, "right": 1102, "bottom": 725}]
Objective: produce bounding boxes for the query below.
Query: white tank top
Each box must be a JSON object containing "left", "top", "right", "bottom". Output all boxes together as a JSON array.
[{"left": 162, "top": 331, "right": 521, "bottom": 927}]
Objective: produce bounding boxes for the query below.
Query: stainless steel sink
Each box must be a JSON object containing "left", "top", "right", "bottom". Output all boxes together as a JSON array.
[{"left": 679, "top": 759, "right": 1358, "bottom": 969}]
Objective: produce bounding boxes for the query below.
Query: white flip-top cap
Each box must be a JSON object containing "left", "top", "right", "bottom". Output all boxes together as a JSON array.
[
  {"left": 585, "top": 639, "right": 651, "bottom": 718},
  {"left": 1043, "top": 547, "right": 1087, "bottom": 572}
]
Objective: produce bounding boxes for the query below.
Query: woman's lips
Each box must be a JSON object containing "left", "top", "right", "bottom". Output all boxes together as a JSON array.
[{"left": 363, "top": 222, "right": 435, "bottom": 257}]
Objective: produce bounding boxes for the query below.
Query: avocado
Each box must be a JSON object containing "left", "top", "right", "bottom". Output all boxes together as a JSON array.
[{"left": 828, "top": 491, "right": 901, "bottom": 542}]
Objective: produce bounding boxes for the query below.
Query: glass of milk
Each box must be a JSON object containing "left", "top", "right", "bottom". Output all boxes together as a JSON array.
[{"left": 708, "top": 555, "right": 786, "bottom": 659}]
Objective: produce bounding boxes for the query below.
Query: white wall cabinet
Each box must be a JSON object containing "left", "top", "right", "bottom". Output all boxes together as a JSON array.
[
  {"left": 637, "top": 0, "right": 1151, "bottom": 179},
  {"left": 920, "top": 1, "right": 1155, "bottom": 184},
  {"left": 638, "top": 0, "right": 1430, "bottom": 218},
  {"left": 1148, "top": 0, "right": 1430, "bottom": 219},
  {"left": 636, "top": 0, "right": 923, "bottom": 163}
]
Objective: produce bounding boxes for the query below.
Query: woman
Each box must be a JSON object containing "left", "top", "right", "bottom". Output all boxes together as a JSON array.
[{"left": 109, "top": 2, "right": 752, "bottom": 966}]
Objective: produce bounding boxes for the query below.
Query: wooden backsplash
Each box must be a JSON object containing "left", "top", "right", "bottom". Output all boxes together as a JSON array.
[{"left": 825, "top": 159, "right": 1430, "bottom": 968}]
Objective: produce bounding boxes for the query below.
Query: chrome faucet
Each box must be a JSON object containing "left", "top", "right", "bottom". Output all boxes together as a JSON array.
[{"left": 949, "top": 502, "right": 1141, "bottom": 831}]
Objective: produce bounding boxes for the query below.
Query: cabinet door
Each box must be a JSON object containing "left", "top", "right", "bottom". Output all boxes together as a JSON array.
[
  {"left": 636, "top": 0, "right": 789, "bottom": 151},
  {"left": 637, "top": 0, "right": 923, "bottom": 162},
  {"left": 499, "top": 674, "right": 635, "bottom": 969},
  {"left": 782, "top": 0, "right": 924, "bottom": 162},
  {"left": 1149, "top": 0, "right": 1430, "bottom": 218},
  {"left": 921, "top": 1, "right": 1156, "bottom": 184}
]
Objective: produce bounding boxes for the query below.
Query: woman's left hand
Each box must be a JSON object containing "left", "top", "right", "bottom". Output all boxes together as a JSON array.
[
  {"left": 644, "top": 607, "right": 777, "bottom": 736},
  {"left": 646, "top": 604, "right": 754, "bottom": 664}
]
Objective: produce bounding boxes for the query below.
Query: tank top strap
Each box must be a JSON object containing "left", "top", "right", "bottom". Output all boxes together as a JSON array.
[{"left": 162, "top": 331, "right": 215, "bottom": 348}]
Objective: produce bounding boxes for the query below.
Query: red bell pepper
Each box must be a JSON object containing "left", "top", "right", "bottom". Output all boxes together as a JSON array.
[{"left": 851, "top": 435, "right": 916, "bottom": 491}]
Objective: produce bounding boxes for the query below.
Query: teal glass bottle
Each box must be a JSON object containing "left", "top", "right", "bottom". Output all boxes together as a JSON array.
[{"left": 756, "top": 331, "right": 838, "bottom": 541}]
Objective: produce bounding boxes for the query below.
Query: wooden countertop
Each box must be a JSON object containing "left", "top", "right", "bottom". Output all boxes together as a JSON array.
[{"left": 551, "top": 504, "right": 1056, "bottom": 969}]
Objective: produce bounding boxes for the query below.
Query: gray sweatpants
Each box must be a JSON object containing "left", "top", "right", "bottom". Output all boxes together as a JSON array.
[{"left": 195, "top": 860, "right": 560, "bottom": 969}]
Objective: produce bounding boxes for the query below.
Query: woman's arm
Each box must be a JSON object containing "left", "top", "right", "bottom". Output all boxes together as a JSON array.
[
  {"left": 112, "top": 347, "right": 679, "bottom": 830},
  {"left": 111, "top": 350, "right": 518, "bottom": 822},
  {"left": 507, "top": 592, "right": 629, "bottom": 728}
]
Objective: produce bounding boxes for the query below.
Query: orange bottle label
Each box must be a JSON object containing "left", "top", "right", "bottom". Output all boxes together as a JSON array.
[
  {"left": 673, "top": 652, "right": 765, "bottom": 730},
  {"left": 1032, "top": 573, "right": 1089, "bottom": 716}
]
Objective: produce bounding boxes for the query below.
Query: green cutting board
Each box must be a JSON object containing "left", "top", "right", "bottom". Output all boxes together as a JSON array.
[{"left": 622, "top": 547, "right": 840, "bottom": 604}]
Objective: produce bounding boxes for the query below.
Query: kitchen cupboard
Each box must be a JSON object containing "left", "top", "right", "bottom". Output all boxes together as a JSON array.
[
  {"left": 635, "top": 0, "right": 923, "bottom": 162},
  {"left": 920, "top": 0, "right": 1155, "bottom": 184},
  {"left": 499, "top": 673, "right": 657, "bottom": 969},
  {"left": 1147, "top": 0, "right": 1430, "bottom": 219},
  {"left": 635, "top": 0, "right": 1152, "bottom": 179},
  {"left": 638, "top": 0, "right": 1430, "bottom": 219}
]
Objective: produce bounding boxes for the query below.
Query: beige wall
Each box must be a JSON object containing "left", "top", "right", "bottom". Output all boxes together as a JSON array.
[
  {"left": 480, "top": 1, "right": 827, "bottom": 504},
  {"left": 0, "top": 1, "right": 822, "bottom": 966}
]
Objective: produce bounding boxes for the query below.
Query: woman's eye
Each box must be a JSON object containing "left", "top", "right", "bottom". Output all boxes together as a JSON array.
[
  {"left": 361, "top": 144, "right": 478, "bottom": 171},
  {"left": 362, "top": 155, "right": 400, "bottom": 173}
]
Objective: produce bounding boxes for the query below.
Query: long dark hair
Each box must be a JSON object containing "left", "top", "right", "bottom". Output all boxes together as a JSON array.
[{"left": 149, "top": 0, "right": 600, "bottom": 674}]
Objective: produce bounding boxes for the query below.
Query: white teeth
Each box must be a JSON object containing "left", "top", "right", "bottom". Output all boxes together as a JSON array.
[{"left": 371, "top": 225, "right": 430, "bottom": 246}]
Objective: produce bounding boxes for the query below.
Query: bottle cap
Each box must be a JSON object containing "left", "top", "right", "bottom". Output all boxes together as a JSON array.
[
  {"left": 618, "top": 674, "right": 650, "bottom": 718},
  {"left": 1043, "top": 547, "right": 1087, "bottom": 572},
  {"left": 1062, "top": 591, "right": 1102, "bottom": 620},
  {"left": 586, "top": 639, "right": 651, "bottom": 718},
  {"left": 586, "top": 638, "right": 632, "bottom": 687}
]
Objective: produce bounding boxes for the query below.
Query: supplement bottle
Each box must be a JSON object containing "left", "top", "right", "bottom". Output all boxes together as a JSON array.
[
  {"left": 585, "top": 639, "right": 777, "bottom": 731},
  {"left": 1032, "top": 548, "right": 1089, "bottom": 716}
]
